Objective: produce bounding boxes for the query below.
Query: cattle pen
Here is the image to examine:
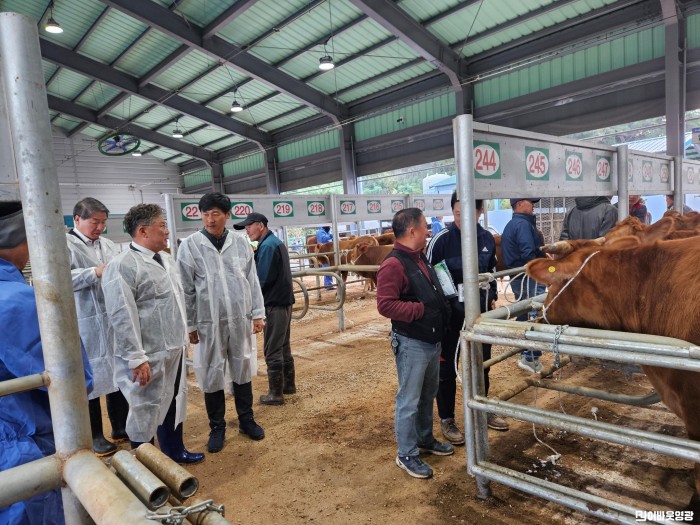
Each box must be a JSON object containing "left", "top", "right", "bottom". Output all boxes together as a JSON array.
[{"left": 453, "top": 113, "right": 700, "bottom": 524}]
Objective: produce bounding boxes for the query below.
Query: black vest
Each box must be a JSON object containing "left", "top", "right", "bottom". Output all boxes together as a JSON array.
[{"left": 388, "top": 249, "right": 451, "bottom": 344}]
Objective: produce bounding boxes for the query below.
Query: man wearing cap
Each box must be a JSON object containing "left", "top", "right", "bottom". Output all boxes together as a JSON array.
[
  {"left": 177, "top": 193, "right": 266, "bottom": 454},
  {"left": 235, "top": 213, "right": 296, "bottom": 406},
  {"left": 0, "top": 201, "right": 93, "bottom": 524},
  {"left": 501, "top": 198, "right": 546, "bottom": 373}
]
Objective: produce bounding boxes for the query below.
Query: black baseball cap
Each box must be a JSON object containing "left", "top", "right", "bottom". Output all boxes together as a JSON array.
[
  {"left": 233, "top": 212, "right": 268, "bottom": 230},
  {"left": 510, "top": 198, "right": 541, "bottom": 207}
]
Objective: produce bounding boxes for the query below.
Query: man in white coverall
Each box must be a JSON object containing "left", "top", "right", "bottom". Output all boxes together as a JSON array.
[
  {"left": 102, "top": 204, "right": 204, "bottom": 464},
  {"left": 67, "top": 197, "right": 129, "bottom": 457},
  {"left": 177, "top": 193, "right": 266, "bottom": 453}
]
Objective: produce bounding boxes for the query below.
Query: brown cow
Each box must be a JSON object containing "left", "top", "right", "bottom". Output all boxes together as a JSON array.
[
  {"left": 315, "top": 235, "right": 378, "bottom": 283},
  {"left": 373, "top": 232, "right": 395, "bottom": 245},
  {"left": 526, "top": 237, "right": 700, "bottom": 514},
  {"left": 350, "top": 244, "right": 393, "bottom": 290}
]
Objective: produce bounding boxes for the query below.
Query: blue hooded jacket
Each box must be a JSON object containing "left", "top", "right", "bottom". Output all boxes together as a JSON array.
[
  {"left": 501, "top": 213, "right": 545, "bottom": 269},
  {"left": 0, "top": 258, "right": 93, "bottom": 525}
]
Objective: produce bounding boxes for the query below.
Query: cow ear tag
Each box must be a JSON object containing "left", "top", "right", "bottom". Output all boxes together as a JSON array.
[{"left": 548, "top": 266, "right": 556, "bottom": 273}]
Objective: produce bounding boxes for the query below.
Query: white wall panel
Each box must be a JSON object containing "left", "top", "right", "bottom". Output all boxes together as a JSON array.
[{"left": 52, "top": 130, "right": 181, "bottom": 215}]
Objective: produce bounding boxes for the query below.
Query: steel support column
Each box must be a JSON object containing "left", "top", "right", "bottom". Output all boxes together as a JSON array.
[
  {"left": 211, "top": 162, "right": 224, "bottom": 193},
  {"left": 339, "top": 124, "right": 357, "bottom": 195},
  {"left": 264, "top": 147, "right": 280, "bottom": 195},
  {"left": 662, "top": 0, "right": 685, "bottom": 157}
]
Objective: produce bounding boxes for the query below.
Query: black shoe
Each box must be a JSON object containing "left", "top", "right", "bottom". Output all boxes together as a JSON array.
[
  {"left": 168, "top": 448, "right": 205, "bottom": 465},
  {"left": 93, "top": 435, "right": 118, "bottom": 457},
  {"left": 239, "top": 419, "right": 265, "bottom": 441},
  {"left": 207, "top": 427, "right": 226, "bottom": 453}
]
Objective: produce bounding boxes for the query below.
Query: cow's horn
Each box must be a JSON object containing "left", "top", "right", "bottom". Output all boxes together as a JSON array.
[{"left": 540, "top": 240, "right": 574, "bottom": 256}]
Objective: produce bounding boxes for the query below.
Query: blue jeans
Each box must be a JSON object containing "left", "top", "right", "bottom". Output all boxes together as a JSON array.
[
  {"left": 392, "top": 332, "right": 441, "bottom": 457},
  {"left": 321, "top": 264, "right": 333, "bottom": 287},
  {"left": 510, "top": 276, "right": 546, "bottom": 361}
]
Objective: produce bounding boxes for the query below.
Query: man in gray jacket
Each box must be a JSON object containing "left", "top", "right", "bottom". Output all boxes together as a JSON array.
[{"left": 559, "top": 196, "right": 618, "bottom": 241}]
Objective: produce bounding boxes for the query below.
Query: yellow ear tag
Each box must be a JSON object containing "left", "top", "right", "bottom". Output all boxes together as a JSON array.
[{"left": 548, "top": 266, "right": 556, "bottom": 273}]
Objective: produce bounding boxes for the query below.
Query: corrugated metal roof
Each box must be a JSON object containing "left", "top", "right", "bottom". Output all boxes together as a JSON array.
[{"left": 1, "top": 0, "right": 688, "bottom": 176}]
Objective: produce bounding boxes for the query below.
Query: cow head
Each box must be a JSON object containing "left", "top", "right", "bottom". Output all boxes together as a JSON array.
[
  {"left": 541, "top": 238, "right": 605, "bottom": 257},
  {"left": 605, "top": 216, "right": 645, "bottom": 241}
]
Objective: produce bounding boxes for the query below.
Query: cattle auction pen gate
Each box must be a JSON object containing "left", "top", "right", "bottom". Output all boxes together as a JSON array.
[
  {"left": 164, "top": 192, "right": 451, "bottom": 331},
  {"left": 452, "top": 114, "right": 700, "bottom": 524}
]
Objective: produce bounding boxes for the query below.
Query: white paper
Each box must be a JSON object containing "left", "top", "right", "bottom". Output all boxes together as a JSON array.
[{"left": 433, "top": 260, "right": 457, "bottom": 298}]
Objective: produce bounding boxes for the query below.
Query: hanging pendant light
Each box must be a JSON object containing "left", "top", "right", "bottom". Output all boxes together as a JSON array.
[
  {"left": 318, "top": 55, "right": 334, "bottom": 71},
  {"left": 171, "top": 118, "right": 183, "bottom": 138},
  {"left": 44, "top": 1, "right": 63, "bottom": 34},
  {"left": 230, "top": 99, "right": 243, "bottom": 113}
]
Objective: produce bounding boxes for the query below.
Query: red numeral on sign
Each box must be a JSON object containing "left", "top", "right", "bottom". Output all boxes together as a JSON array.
[
  {"left": 475, "top": 148, "right": 497, "bottom": 172},
  {"left": 183, "top": 205, "right": 199, "bottom": 218},
  {"left": 566, "top": 156, "right": 582, "bottom": 178},
  {"left": 233, "top": 204, "right": 252, "bottom": 216}
]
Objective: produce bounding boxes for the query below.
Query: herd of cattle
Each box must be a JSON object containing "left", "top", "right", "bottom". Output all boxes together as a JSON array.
[{"left": 300, "top": 210, "right": 700, "bottom": 515}]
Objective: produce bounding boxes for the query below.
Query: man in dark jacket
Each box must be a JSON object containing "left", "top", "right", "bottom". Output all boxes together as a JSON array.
[
  {"left": 426, "top": 194, "right": 509, "bottom": 443},
  {"left": 236, "top": 213, "right": 296, "bottom": 406},
  {"left": 377, "top": 208, "right": 454, "bottom": 480},
  {"left": 501, "top": 198, "right": 546, "bottom": 373},
  {"left": 559, "top": 196, "right": 618, "bottom": 240}
]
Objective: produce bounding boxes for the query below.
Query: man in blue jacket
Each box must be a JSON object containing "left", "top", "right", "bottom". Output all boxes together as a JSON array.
[
  {"left": 316, "top": 226, "right": 334, "bottom": 289},
  {"left": 501, "top": 198, "right": 546, "bottom": 373},
  {"left": 0, "top": 202, "right": 93, "bottom": 525},
  {"left": 235, "top": 213, "right": 296, "bottom": 406},
  {"left": 427, "top": 195, "right": 509, "bottom": 444}
]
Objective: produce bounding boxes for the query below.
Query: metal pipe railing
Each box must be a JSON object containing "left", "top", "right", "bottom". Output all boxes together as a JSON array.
[
  {"left": 526, "top": 379, "right": 661, "bottom": 407},
  {"left": 135, "top": 444, "right": 199, "bottom": 500},
  {"left": 470, "top": 396, "right": 700, "bottom": 463},
  {"left": 0, "top": 456, "right": 63, "bottom": 509},
  {"left": 0, "top": 372, "right": 47, "bottom": 397},
  {"left": 1, "top": 12, "right": 93, "bottom": 522}
]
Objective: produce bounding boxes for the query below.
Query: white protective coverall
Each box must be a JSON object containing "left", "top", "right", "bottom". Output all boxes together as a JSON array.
[
  {"left": 177, "top": 230, "right": 265, "bottom": 391},
  {"left": 101, "top": 247, "right": 188, "bottom": 443},
  {"left": 67, "top": 232, "right": 119, "bottom": 399}
]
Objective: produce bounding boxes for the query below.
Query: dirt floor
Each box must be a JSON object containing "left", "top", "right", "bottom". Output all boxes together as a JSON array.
[{"left": 128, "top": 278, "right": 696, "bottom": 525}]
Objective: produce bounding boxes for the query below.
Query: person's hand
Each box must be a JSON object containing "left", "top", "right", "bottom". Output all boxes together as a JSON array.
[
  {"left": 189, "top": 330, "right": 199, "bottom": 344},
  {"left": 95, "top": 263, "right": 106, "bottom": 278},
  {"left": 490, "top": 300, "right": 497, "bottom": 310},
  {"left": 252, "top": 318, "right": 265, "bottom": 334},
  {"left": 132, "top": 362, "right": 151, "bottom": 386}
]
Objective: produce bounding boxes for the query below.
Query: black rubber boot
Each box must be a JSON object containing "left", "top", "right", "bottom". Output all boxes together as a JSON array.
[
  {"left": 204, "top": 390, "right": 226, "bottom": 453},
  {"left": 233, "top": 382, "right": 265, "bottom": 441},
  {"left": 106, "top": 390, "right": 129, "bottom": 442},
  {"left": 260, "top": 368, "right": 284, "bottom": 405},
  {"left": 88, "top": 397, "right": 117, "bottom": 457},
  {"left": 282, "top": 361, "right": 296, "bottom": 395},
  {"left": 156, "top": 424, "right": 205, "bottom": 465}
]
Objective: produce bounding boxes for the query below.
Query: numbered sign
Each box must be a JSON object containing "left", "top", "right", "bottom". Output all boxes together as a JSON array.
[
  {"left": 473, "top": 141, "right": 501, "bottom": 179},
  {"left": 627, "top": 160, "right": 634, "bottom": 182},
  {"left": 391, "top": 199, "right": 405, "bottom": 212},
  {"left": 307, "top": 200, "right": 326, "bottom": 216},
  {"left": 273, "top": 201, "right": 294, "bottom": 218},
  {"left": 565, "top": 151, "right": 583, "bottom": 181},
  {"left": 414, "top": 198, "right": 425, "bottom": 211},
  {"left": 688, "top": 167, "right": 696, "bottom": 184},
  {"left": 367, "top": 200, "right": 381, "bottom": 214},
  {"left": 525, "top": 147, "right": 549, "bottom": 180},
  {"left": 596, "top": 156, "right": 611, "bottom": 182},
  {"left": 642, "top": 161, "right": 652, "bottom": 183},
  {"left": 231, "top": 201, "right": 254, "bottom": 219},
  {"left": 433, "top": 199, "right": 445, "bottom": 211},
  {"left": 339, "top": 200, "right": 356, "bottom": 215},
  {"left": 660, "top": 164, "right": 670, "bottom": 183},
  {"left": 181, "top": 202, "right": 201, "bottom": 222}
]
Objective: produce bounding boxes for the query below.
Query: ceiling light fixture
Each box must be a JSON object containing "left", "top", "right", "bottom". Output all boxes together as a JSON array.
[
  {"left": 318, "top": 55, "right": 334, "bottom": 71},
  {"left": 131, "top": 150, "right": 142, "bottom": 157},
  {"left": 171, "top": 118, "right": 183, "bottom": 138},
  {"left": 231, "top": 99, "right": 243, "bottom": 113},
  {"left": 44, "top": 1, "right": 63, "bottom": 34}
]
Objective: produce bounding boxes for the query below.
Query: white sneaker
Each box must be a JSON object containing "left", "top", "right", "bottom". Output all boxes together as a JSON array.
[{"left": 517, "top": 355, "right": 543, "bottom": 374}]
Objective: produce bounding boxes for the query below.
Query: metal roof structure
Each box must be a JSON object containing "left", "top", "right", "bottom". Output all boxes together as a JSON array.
[
  {"left": 2, "top": 0, "right": 699, "bottom": 193},
  {"left": 621, "top": 131, "right": 700, "bottom": 157}
]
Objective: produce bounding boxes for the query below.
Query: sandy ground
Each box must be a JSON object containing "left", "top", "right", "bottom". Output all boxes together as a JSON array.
[{"left": 113, "top": 279, "right": 696, "bottom": 525}]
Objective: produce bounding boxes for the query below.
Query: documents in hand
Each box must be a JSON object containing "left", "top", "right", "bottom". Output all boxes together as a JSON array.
[{"left": 432, "top": 260, "right": 457, "bottom": 298}]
